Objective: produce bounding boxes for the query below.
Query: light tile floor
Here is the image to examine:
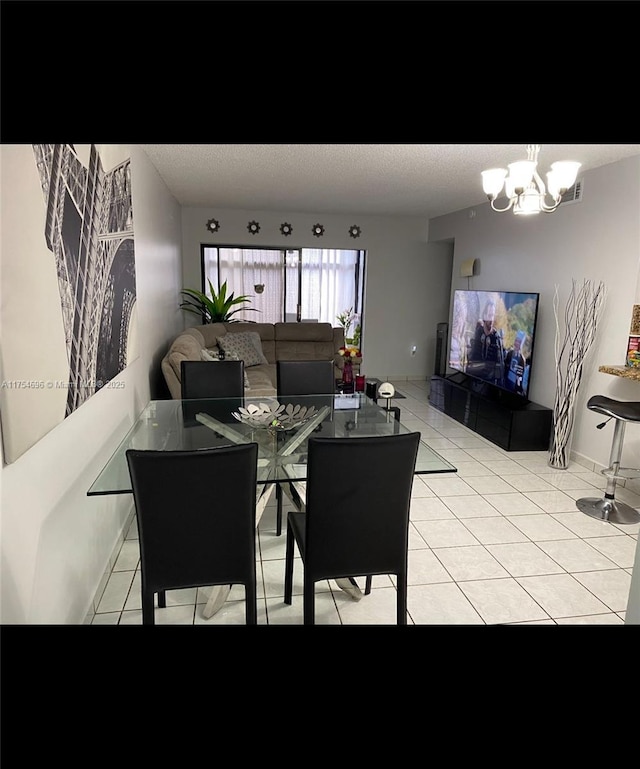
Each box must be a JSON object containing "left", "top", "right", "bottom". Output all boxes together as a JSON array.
[{"left": 88, "top": 380, "right": 639, "bottom": 625}]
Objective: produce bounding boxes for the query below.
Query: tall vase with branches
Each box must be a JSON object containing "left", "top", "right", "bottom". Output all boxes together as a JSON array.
[{"left": 549, "top": 279, "right": 606, "bottom": 469}]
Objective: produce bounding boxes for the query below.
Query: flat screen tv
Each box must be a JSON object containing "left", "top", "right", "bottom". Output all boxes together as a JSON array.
[{"left": 448, "top": 289, "right": 540, "bottom": 399}]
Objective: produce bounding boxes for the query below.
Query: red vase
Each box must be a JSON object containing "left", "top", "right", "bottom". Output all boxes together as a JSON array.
[{"left": 342, "top": 358, "right": 354, "bottom": 392}]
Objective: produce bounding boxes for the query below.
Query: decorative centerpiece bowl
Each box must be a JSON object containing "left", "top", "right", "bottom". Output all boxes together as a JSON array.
[{"left": 232, "top": 402, "right": 318, "bottom": 432}]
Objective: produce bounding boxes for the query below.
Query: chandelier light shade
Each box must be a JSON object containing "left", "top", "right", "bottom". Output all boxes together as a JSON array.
[{"left": 481, "top": 145, "right": 581, "bottom": 215}]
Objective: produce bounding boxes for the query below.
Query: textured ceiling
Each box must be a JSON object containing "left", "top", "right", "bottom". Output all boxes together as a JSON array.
[{"left": 140, "top": 144, "right": 640, "bottom": 220}]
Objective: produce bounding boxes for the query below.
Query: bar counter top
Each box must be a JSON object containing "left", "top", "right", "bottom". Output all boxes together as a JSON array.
[{"left": 599, "top": 365, "right": 640, "bottom": 381}]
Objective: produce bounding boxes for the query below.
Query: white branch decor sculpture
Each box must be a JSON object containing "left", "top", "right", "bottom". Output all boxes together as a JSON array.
[{"left": 549, "top": 279, "right": 606, "bottom": 469}]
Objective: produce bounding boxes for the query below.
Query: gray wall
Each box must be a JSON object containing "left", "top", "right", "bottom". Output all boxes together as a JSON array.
[
  {"left": 180, "top": 207, "right": 453, "bottom": 381},
  {"left": 0, "top": 146, "right": 184, "bottom": 623}
]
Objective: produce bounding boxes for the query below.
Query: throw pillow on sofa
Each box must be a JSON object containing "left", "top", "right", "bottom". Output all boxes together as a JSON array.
[
  {"left": 200, "top": 348, "right": 251, "bottom": 390},
  {"left": 217, "top": 331, "right": 268, "bottom": 367}
]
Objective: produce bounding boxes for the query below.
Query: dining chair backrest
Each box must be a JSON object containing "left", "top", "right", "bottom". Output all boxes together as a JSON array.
[
  {"left": 180, "top": 359, "right": 245, "bottom": 425},
  {"left": 126, "top": 443, "right": 259, "bottom": 624},
  {"left": 181, "top": 359, "right": 245, "bottom": 399},
  {"left": 276, "top": 359, "right": 335, "bottom": 413},
  {"left": 276, "top": 359, "right": 335, "bottom": 397},
  {"left": 283, "top": 431, "right": 421, "bottom": 624},
  {"left": 274, "top": 359, "right": 336, "bottom": 537}
]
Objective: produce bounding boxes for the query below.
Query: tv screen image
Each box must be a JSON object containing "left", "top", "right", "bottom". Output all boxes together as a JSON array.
[{"left": 449, "top": 289, "right": 540, "bottom": 399}]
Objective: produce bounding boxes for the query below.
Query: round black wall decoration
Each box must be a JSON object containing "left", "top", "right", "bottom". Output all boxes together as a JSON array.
[
  {"left": 206, "top": 218, "right": 220, "bottom": 234},
  {"left": 247, "top": 220, "right": 261, "bottom": 235},
  {"left": 280, "top": 222, "right": 293, "bottom": 237},
  {"left": 312, "top": 223, "right": 325, "bottom": 237},
  {"left": 348, "top": 225, "right": 362, "bottom": 239}
]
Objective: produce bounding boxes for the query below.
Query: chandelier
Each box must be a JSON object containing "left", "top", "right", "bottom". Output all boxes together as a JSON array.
[{"left": 481, "top": 145, "right": 581, "bottom": 215}]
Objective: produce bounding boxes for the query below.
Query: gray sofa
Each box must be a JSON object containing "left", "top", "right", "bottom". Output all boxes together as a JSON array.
[{"left": 162, "top": 321, "right": 349, "bottom": 399}]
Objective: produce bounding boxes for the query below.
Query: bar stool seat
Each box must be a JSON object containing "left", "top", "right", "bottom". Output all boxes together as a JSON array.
[{"left": 576, "top": 395, "right": 640, "bottom": 525}]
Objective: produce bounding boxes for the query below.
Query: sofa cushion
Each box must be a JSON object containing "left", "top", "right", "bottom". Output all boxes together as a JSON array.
[
  {"left": 217, "top": 331, "right": 268, "bottom": 366},
  {"left": 167, "top": 333, "right": 205, "bottom": 379},
  {"left": 198, "top": 323, "right": 228, "bottom": 348},
  {"left": 274, "top": 321, "right": 336, "bottom": 361},
  {"left": 201, "top": 348, "right": 218, "bottom": 362},
  {"left": 181, "top": 327, "right": 206, "bottom": 346},
  {"left": 245, "top": 363, "right": 277, "bottom": 396},
  {"left": 221, "top": 323, "right": 276, "bottom": 363},
  {"left": 275, "top": 322, "right": 334, "bottom": 342},
  {"left": 200, "top": 348, "right": 251, "bottom": 389},
  {"left": 276, "top": 340, "right": 336, "bottom": 361}
]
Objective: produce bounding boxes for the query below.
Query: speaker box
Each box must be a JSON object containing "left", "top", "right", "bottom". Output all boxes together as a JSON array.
[
  {"left": 435, "top": 322, "right": 448, "bottom": 376},
  {"left": 365, "top": 380, "right": 378, "bottom": 401}
]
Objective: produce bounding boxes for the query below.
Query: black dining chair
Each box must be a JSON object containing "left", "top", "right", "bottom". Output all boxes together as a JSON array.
[
  {"left": 283, "top": 431, "right": 421, "bottom": 624},
  {"left": 181, "top": 359, "right": 245, "bottom": 399},
  {"left": 276, "top": 359, "right": 336, "bottom": 400},
  {"left": 274, "top": 359, "right": 336, "bottom": 536},
  {"left": 126, "top": 443, "right": 259, "bottom": 625},
  {"left": 180, "top": 359, "right": 245, "bottom": 425}
]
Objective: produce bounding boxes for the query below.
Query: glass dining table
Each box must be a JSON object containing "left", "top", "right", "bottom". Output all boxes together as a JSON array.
[{"left": 88, "top": 392, "right": 457, "bottom": 618}]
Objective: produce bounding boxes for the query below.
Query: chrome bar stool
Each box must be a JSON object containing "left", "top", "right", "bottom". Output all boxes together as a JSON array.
[{"left": 576, "top": 395, "right": 640, "bottom": 525}]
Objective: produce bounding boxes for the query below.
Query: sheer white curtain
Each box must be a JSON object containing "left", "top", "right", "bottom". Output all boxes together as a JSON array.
[
  {"left": 204, "top": 247, "right": 284, "bottom": 323},
  {"left": 301, "top": 249, "right": 359, "bottom": 328}
]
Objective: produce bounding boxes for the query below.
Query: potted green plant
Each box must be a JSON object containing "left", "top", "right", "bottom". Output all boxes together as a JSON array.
[
  {"left": 336, "top": 307, "right": 355, "bottom": 343},
  {"left": 179, "top": 279, "right": 258, "bottom": 323}
]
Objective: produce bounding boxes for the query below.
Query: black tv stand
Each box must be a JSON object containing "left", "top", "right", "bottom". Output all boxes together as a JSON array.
[
  {"left": 445, "top": 371, "right": 468, "bottom": 387},
  {"left": 429, "top": 374, "right": 552, "bottom": 452}
]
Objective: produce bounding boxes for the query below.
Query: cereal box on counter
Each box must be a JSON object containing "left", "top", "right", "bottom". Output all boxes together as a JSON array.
[{"left": 627, "top": 335, "right": 640, "bottom": 367}]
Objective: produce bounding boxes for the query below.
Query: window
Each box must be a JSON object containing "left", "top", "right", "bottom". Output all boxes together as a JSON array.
[
  {"left": 202, "top": 245, "right": 365, "bottom": 342},
  {"left": 203, "top": 247, "right": 284, "bottom": 324}
]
